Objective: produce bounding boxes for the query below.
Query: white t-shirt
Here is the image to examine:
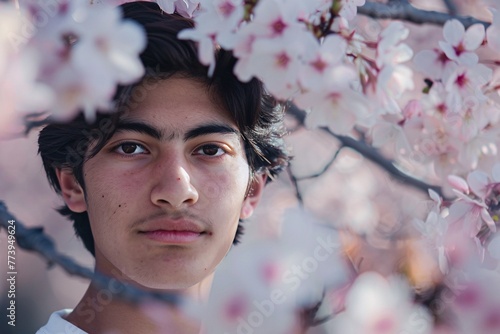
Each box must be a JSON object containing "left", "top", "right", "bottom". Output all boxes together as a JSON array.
[{"left": 36, "top": 309, "right": 88, "bottom": 334}]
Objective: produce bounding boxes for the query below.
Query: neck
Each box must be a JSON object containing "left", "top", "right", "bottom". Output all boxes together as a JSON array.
[{"left": 65, "top": 272, "right": 212, "bottom": 334}]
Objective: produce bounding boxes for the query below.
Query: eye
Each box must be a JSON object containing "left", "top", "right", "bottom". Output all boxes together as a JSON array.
[
  {"left": 194, "top": 144, "right": 226, "bottom": 157},
  {"left": 114, "top": 142, "right": 148, "bottom": 155}
]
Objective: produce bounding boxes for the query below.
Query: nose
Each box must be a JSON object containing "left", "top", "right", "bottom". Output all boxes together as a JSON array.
[{"left": 150, "top": 156, "right": 199, "bottom": 208}]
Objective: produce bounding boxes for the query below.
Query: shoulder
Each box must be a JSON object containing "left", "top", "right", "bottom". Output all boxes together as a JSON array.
[{"left": 36, "top": 309, "right": 88, "bottom": 334}]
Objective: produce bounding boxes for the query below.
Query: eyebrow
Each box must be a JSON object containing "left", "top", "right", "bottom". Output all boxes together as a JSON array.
[
  {"left": 115, "top": 121, "right": 163, "bottom": 140},
  {"left": 115, "top": 120, "right": 240, "bottom": 142},
  {"left": 184, "top": 123, "right": 239, "bottom": 141}
]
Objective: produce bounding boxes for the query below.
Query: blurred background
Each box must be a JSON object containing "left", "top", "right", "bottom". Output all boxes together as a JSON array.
[{"left": 0, "top": 0, "right": 495, "bottom": 333}]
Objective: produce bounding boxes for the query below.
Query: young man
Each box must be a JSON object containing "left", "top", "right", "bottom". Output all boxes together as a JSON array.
[{"left": 36, "top": 2, "right": 288, "bottom": 333}]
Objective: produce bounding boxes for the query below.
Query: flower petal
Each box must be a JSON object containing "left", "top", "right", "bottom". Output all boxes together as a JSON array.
[
  {"left": 464, "top": 23, "right": 485, "bottom": 50},
  {"left": 487, "top": 235, "right": 500, "bottom": 260},
  {"left": 491, "top": 163, "right": 500, "bottom": 182},
  {"left": 467, "top": 170, "right": 490, "bottom": 199},
  {"left": 481, "top": 207, "right": 496, "bottom": 232},
  {"left": 448, "top": 175, "right": 469, "bottom": 194},
  {"left": 443, "top": 19, "right": 465, "bottom": 46}
]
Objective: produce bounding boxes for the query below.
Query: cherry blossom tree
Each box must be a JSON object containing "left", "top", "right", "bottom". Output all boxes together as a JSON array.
[{"left": 3, "top": 0, "right": 500, "bottom": 333}]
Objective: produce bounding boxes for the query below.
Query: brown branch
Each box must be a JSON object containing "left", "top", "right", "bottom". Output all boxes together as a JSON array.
[
  {"left": 287, "top": 166, "right": 304, "bottom": 204},
  {"left": 358, "top": 1, "right": 489, "bottom": 29},
  {"left": 286, "top": 105, "right": 448, "bottom": 200},
  {"left": 324, "top": 128, "right": 446, "bottom": 198},
  {"left": 295, "top": 145, "right": 344, "bottom": 181},
  {"left": 442, "top": 0, "right": 458, "bottom": 15},
  {"left": 0, "top": 201, "right": 184, "bottom": 306}
]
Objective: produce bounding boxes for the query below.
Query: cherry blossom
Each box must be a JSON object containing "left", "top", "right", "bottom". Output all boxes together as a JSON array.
[
  {"left": 299, "top": 0, "right": 332, "bottom": 21},
  {"left": 444, "top": 63, "right": 492, "bottom": 113},
  {"left": 339, "top": 0, "right": 366, "bottom": 21},
  {"left": 439, "top": 19, "right": 485, "bottom": 66},
  {"left": 371, "top": 21, "right": 414, "bottom": 114},
  {"left": 246, "top": 0, "right": 304, "bottom": 39},
  {"left": 296, "top": 64, "right": 371, "bottom": 135},
  {"left": 330, "top": 272, "right": 432, "bottom": 334},
  {"left": 0, "top": 3, "right": 53, "bottom": 138},
  {"left": 413, "top": 48, "right": 455, "bottom": 80},
  {"left": 445, "top": 270, "right": 500, "bottom": 334},
  {"left": 7, "top": 1, "right": 500, "bottom": 332},
  {"left": 236, "top": 25, "right": 319, "bottom": 99},
  {"left": 203, "top": 207, "right": 348, "bottom": 333},
  {"left": 413, "top": 190, "right": 450, "bottom": 273},
  {"left": 447, "top": 173, "right": 496, "bottom": 237},
  {"left": 444, "top": 164, "right": 500, "bottom": 266},
  {"left": 228, "top": 0, "right": 312, "bottom": 96},
  {"left": 21, "top": 0, "right": 146, "bottom": 122},
  {"left": 486, "top": 9, "right": 500, "bottom": 52},
  {"left": 155, "top": 0, "right": 200, "bottom": 17},
  {"left": 298, "top": 34, "right": 347, "bottom": 91},
  {"left": 178, "top": 0, "right": 244, "bottom": 75}
]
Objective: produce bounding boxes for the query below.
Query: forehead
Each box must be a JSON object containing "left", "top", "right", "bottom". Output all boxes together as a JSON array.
[{"left": 120, "top": 76, "right": 235, "bottom": 134}]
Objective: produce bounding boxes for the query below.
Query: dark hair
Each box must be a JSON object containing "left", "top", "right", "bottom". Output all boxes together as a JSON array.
[{"left": 38, "top": 1, "right": 289, "bottom": 256}]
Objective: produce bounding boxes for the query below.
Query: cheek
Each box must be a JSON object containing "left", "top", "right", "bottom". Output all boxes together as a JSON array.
[
  {"left": 83, "top": 164, "right": 139, "bottom": 226},
  {"left": 197, "top": 163, "right": 249, "bottom": 206}
]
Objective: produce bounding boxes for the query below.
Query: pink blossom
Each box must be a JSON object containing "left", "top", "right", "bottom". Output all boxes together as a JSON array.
[
  {"left": 444, "top": 63, "right": 492, "bottom": 112},
  {"left": 155, "top": 0, "right": 200, "bottom": 18},
  {"left": 373, "top": 22, "right": 414, "bottom": 114},
  {"left": 486, "top": 9, "right": 500, "bottom": 52},
  {"left": 487, "top": 234, "right": 500, "bottom": 259},
  {"left": 233, "top": 28, "right": 311, "bottom": 99},
  {"left": 249, "top": 0, "right": 303, "bottom": 38},
  {"left": 178, "top": 0, "right": 244, "bottom": 74},
  {"left": 439, "top": 19, "right": 485, "bottom": 66},
  {"left": 296, "top": 65, "right": 371, "bottom": 135},
  {"left": 299, "top": 0, "right": 332, "bottom": 21},
  {"left": 203, "top": 208, "right": 348, "bottom": 333},
  {"left": 339, "top": 0, "right": 366, "bottom": 21},
  {"left": 23, "top": 0, "right": 146, "bottom": 122},
  {"left": 445, "top": 164, "right": 500, "bottom": 262},
  {"left": 224, "top": 0, "right": 315, "bottom": 98},
  {"left": 377, "top": 22, "right": 412, "bottom": 68},
  {"left": 298, "top": 34, "right": 347, "bottom": 91},
  {"left": 413, "top": 48, "right": 455, "bottom": 80},
  {"left": 177, "top": 28, "right": 217, "bottom": 75},
  {"left": 446, "top": 270, "right": 500, "bottom": 334},
  {"left": 0, "top": 3, "right": 53, "bottom": 138},
  {"left": 331, "top": 272, "right": 432, "bottom": 334},
  {"left": 413, "top": 189, "right": 450, "bottom": 273},
  {"left": 447, "top": 175, "right": 495, "bottom": 236}
]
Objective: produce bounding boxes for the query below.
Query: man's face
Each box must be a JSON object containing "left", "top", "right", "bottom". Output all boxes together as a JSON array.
[{"left": 66, "top": 77, "right": 263, "bottom": 290}]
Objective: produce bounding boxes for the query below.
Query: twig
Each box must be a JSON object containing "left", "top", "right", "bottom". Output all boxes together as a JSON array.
[
  {"left": 286, "top": 105, "right": 448, "bottom": 200},
  {"left": 287, "top": 166, "right": 304, "bottom": 205},
  {"left": 296, "top": 146, "right": 344, "bottom": 180},
  {"left": 358, "top": 1, "right": 489, "bottom": 29},
  {"left": 442, "top": 0, "right": 458, "bottom": 15},
  {"left": 323, "top": 128, "right": 446, "bottom": 198},
  {"left": 0, "top": 201, "right": 184, "bottom": 306}
]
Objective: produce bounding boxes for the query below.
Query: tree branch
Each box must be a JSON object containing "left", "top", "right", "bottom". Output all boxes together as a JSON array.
[
  {"left": 442, "top": 0, "right": 458, "bottom": 15},
  {"left": 323, "top": 128, "right": 446, "bottom": 198},
  {"left": 286, "top": 105, "right": 447, "bottom": 200},
  {"left": 287, "top": 166, "right": 304, "bottom": 205},
  {"left": 358, "top": 1, "right": 489, "bottom": 29},
  {"left": 295, "top": 146, "right": 344, "bottom": 181},
  {"left": 0, "top": 201, "right": 185, "bottom": 307}
]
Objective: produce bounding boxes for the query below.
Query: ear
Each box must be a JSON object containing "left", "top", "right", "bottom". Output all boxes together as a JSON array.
[
  {"left": 240, "top": 173, "right": 267, "bottom": 220},
  {"left": 55, "top": 168, "right": 87, "bottom": 213}
]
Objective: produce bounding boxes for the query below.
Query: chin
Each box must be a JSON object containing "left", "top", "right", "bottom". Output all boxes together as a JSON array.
[{"left": 130, "top": 273, "right": 208, "bottom": 291}]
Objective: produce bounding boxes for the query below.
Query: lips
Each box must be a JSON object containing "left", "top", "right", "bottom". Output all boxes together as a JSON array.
[
  {"left": 138, "top": 218, "right": 206, "bottom": 244},
  {"left": 142, "top": 230, "right": 204, "bottom": 243}
]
